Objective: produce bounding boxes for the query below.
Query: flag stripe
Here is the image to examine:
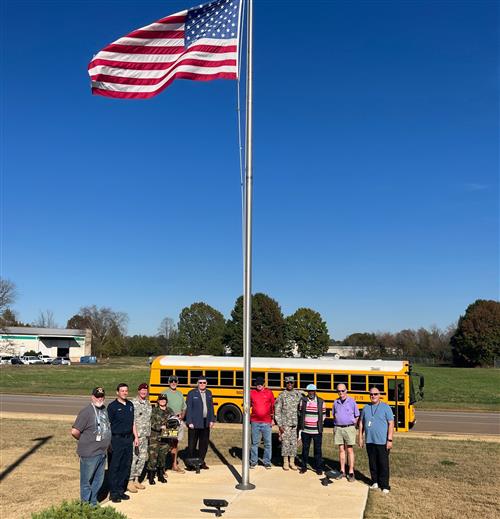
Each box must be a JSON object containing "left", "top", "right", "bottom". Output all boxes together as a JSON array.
[
  {"left": 92, "top": 71, "right": 236, "bottom": 99},
  {"left": 89, "top": 51, "right": 237, "bottom": 77},
  {"left": 88, "top": 1, "right": 241, "bottom": 99},
  {"left": 93, "top": 59, "right": 237, "bottom": 85}
]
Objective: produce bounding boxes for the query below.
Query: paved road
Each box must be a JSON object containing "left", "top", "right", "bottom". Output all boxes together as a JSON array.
[{"left": 1, "top": 394, "right": 499, "bottom": 435}]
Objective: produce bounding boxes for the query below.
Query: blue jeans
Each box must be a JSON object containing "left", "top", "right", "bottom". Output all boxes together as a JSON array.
[
  {"left": 80, "top": 453, "right": 107, "bottom": 505},
  {"left": 250, "top": 422, "right": 272, "bottom": 466}
]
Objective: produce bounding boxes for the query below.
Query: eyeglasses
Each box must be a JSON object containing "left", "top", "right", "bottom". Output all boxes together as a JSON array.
[
  {"left": 369, "top": 393, "right": 380, "bottom": 396},
  {"left": 198, "top": 381, "right": 207, "bottom": 385},
  {"left": 337, "top": 390, "right": 346, "bottom": 393}
]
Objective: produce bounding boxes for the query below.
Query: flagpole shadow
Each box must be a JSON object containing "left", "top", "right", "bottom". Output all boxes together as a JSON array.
[{"left": 0, "top": 436, "right": 53, "bottom": 482}]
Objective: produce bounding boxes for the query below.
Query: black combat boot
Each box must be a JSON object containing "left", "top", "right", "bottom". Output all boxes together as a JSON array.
[
  {"left": 148, "top": 470, "right": 156, "bottom": 485},
  {"left": 157, "top": 467, "right": 167, "bottom": 483}
]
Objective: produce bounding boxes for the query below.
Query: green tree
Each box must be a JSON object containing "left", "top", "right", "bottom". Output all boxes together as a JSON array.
[
  {"left": 451, "top": 299, "right": 500, "bottom": 367},
  {"left": 225, "top": 293, "right": 288, "bottom": 357},
  {"left": 343, "top": 332, "right": 379, "bottom": 347},
  {"left": 174, "top": 302, "right": 225, "bottom": 355},
  {"left": 286, "top": 308, "right": 329, "bottom": 358},
  {"left": 125, "top": 335, "right": 162, "bottom": 356}
]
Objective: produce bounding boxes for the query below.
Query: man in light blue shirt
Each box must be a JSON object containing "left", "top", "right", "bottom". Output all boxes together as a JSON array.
[{"left": 358, "top": 387, "right": 394, "bottom": 494}]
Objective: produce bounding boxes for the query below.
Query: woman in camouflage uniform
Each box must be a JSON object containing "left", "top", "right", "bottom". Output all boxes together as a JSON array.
[
  {"left": 147, "top": 394, "right": 175, "bottom": 484},
  {"left": 274, "top": 376, "right": 302, "bottom": 470}
]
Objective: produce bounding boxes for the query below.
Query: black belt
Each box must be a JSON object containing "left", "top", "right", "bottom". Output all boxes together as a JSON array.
[
  {"left": 335, "top": 424, "right": 356, "bottom": 428},
  {"left": 112, "top": 432, "right": 132, "bottom": 437}
]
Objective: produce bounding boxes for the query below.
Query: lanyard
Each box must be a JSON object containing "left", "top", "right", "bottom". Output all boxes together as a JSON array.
[
  {"left": 92, "top": 404, "right": 102, "bottom": 432},
  {"left": 370, "top": 403, "right": 381, "bottom": 419}
]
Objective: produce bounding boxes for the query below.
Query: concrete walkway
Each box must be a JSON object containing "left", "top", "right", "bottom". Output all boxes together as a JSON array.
[{"left": 107, "top": 465, "right": 368, "bottom": 519}]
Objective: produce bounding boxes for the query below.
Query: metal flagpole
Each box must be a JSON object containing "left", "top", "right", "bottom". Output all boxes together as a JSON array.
[{"left": 236, "top": 0, "right": 255, "bottom": 491}]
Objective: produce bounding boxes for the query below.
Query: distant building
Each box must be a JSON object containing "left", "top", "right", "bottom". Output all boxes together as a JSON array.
[
  {"left": 325, "top": 344, "right": 369, "bottom": 358},
  {"left": 0, "top": 327, "right": 91, "bottom": 361}
]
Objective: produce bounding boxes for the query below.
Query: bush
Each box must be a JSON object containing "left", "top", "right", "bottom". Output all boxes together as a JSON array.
[{"left": 32, "top": 500, "right": 129, "bottom": 519}]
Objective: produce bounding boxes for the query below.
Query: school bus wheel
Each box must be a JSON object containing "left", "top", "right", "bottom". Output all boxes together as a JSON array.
[{"left": 217, "top": 404, "right": 243, "bottom": 424}]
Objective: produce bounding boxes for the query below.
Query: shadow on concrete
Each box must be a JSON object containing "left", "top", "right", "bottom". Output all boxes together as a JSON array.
[
  {"left": 209, "top": 440, "right": 242, "bottom": 484},
  {"left": 0, "top": 435, "right": 53, "bottom": 482}
]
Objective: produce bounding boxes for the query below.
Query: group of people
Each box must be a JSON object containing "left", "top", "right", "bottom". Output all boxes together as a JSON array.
[
  {"left": 72, "top": 373, "right": 394, "bottom": 506},
  {"left": 71, "top": 375, "right": 215, "bottom": 505},
  {"left": 250, "top": 376, "right": 394, "bottom": 493}
]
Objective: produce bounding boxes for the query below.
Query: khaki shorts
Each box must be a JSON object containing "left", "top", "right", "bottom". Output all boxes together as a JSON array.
[{"left": 334, "top": 425, "right": 357, "bottom": 446}]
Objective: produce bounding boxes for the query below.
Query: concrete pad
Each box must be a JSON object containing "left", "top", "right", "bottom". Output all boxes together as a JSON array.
[{"left": 107, "top": 465, "right": 368, "bottom": 519}]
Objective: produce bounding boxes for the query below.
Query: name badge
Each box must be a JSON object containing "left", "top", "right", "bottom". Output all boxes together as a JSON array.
[{"left": 96, "top": 434, "right": 102, "bottom": 442}]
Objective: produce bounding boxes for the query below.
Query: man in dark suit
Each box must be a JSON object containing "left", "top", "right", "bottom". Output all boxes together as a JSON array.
[{"left": 185, "top": 375, "right": 215, "bottom": 469}]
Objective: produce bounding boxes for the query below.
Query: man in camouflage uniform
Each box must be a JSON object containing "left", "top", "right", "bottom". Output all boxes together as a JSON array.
[
  {"left": 274, "top": 376, "right": 302, "bottom": 471},
  {"left": 127, "top": 383, "right": 152, "bottom": 492},
  {"left": 147, "top": 394, "right": 175, "bottom": 484}
]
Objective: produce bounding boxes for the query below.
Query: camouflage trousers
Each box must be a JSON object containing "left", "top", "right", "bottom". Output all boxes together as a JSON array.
[
  {"left": 280, "top": 425, "right": 298, "bottom": 457},
  {"left": 147, "top": 436, "right": 171, "bottom": 470},
  {"left": 130, "top": 436, "right": 149, "bottom": 479}
]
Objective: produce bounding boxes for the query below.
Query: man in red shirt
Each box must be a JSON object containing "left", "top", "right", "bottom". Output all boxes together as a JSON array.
[{"left": 250, "top": 376, "right": 275, "bottom": 469}]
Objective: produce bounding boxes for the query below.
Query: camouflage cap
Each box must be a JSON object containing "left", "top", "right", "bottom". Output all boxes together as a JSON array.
[{"left": 284, "top": 376, "right": 295, "bottom": 383}]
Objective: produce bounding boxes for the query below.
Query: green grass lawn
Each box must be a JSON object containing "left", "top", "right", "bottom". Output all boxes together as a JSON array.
[
  {"left": 0, "top": 358, "right": 498, "bottom": 412},
  {"left": 414, "top": 364, "right": 500, "bottom": 411},
  {"left": 0, "top": 357, "right": 150, "bottom": 395}
]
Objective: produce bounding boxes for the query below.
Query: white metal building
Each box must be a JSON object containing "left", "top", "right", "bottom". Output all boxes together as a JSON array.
[{"left": 0, "top": 327, "right": 91, "bottom": 361}]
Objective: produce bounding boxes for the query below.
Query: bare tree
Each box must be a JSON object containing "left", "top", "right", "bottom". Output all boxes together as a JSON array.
[
  {"left": 33, "top": 309, "right": 58, "bottom": 328},
  {"left": 67, "top": 305, "right": 128, "bottom": 356},
  {"left": 157, "top": 316, "right": 178, "bottom": 354},
  {"left": 0, "top": 278, "right": 17, "bottom": 313}
]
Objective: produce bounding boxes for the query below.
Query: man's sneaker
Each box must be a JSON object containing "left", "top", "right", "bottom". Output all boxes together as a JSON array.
[
  {"left": 110, "top": 496, "right": 121, "bottom": 503},
  {"left": 264, "top": 464, "right": 272, "bottom": 470},
  {"left": 119, "top": 494, "right": 130, "bottom": 500},
  {"left": 336, "top": 472, "right": 345, "bottom": 480},
  {"left": 382, "top": 488, "right": 390, "bottom": 494},
  {"left": 370, "top": 483, "right": 379, "bottom": 490},
  {"left": 347, "top": 473, "right": 355, "bottom": 482},
  {"left": 299, "top": 467, "right": 307, "bottom": 474},
  {"left": 249, "top": 464, "right": 256, "bottom": 469}
]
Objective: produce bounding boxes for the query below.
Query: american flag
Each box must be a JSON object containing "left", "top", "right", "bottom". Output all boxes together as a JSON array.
[{"left": 88, "top": 0, "right": 242, "bottom": 99}]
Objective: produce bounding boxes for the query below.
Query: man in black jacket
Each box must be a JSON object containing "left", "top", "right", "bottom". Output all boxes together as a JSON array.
[
  {"left": 298, "top": 384, "right": 326, "bottom": 475},
  {"left": 185, "top": 376, "right": 215, "bottom": 469}
]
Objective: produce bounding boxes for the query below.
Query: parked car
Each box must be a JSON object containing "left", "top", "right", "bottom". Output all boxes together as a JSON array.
[
  {"left": 21, "top": 355, "right": 43, "bottom": 365},
  {"left": 38, "top": 354, "right": 55, "bottom": 364},
  {"left": 80, "top": 355, "right": 97, "bottom": 364},
  {"left": 11, "top": 357, "right": 25, "bottom": 365},
  {"left": 52, "top": 357, "right": 71, "bottom": 365},
  {"left": 0, "top": 355, "right": 13, "bottom": 365}
]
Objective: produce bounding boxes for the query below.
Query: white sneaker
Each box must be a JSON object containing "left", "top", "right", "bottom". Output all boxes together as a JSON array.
[
  {"left": 382, "top": 489, "right": 390, "bottom": 494},
  {"left": 370, "top": 483, "right": 379, "bottom": 490}
]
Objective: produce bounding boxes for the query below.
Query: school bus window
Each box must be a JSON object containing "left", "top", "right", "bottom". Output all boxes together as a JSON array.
[
  {"left": 160, "top": 369, "right": 173, "bottom": 385},
  {"left": 175, "top": 369, "right": 188, "bottom": 385},
  {"left": 205, "top": 370, "right": 218, "bottom": 386},
  {"left": 284, "top": 373, "right": 298, "bottom": 386},
  {"left": 299, "top": 373, "right": 314, "bottom": 389},
  {"left": 350, "top": 375, "right": 367, "bottom": 392},
  {"left": 316, "top": 373, "right": 332, "bottom": 390},
  {"left": 220, "top": 370, "right": 234, "bottom": 386},
  {"left": 189, "top": 370, "right": 203, "bottom": 385},
  {"left": 267, "top": 372, "right": 281, "bottom": 388},
  {"left": 333, "top": 374, "right": 348, "bottom": 388},
  {"left": 252, "top": 371, "right": 265, "bottom": 384},
  {"left": 235, "top": 371, "right": 243, "bottom": 387},
  {"left": 368, "top": 375, "right": 384, "bottom": 391}
]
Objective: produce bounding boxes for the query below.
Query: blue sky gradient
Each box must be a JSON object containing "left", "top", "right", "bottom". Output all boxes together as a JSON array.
[{"left": 1, "top": 0, "right": 498, "bottom": 339}]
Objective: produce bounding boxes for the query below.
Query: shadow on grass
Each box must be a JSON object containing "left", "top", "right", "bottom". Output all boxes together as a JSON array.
[{"left": 0, "top": 435, "right": 53, "bottom": 482}]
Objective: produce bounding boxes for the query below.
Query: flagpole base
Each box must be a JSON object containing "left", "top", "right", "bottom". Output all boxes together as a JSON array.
[{"left": 235, "top": 482, "right": 256, "bottom": 490}]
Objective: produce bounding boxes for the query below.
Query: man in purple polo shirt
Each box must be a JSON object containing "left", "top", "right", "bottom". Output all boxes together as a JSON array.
[{"left": 332, "top": 383, "right": 360, "bottom": 482}]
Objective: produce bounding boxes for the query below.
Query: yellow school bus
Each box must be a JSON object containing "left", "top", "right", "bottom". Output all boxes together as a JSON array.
[{"left": 149, "top": 355, "right": 424, "bottom": 432}]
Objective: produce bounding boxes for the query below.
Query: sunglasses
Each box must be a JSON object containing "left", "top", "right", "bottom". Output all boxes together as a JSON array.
[
  {"left": 337, "top": 389, "right": 346, "bottom": 393},
  {"left": 369, "top": 393, "right": 380, "bottom": 396},
  {"left": 198, "top": 381, "right": 207, "bottom": 385}
]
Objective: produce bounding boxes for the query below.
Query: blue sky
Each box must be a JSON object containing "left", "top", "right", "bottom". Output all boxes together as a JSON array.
[{"left": 1, "top": 0, "right": 498, "bottom": 339}]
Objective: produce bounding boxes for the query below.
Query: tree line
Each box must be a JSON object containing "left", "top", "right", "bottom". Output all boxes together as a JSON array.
[{"left": 1, "top": 277, "right": 498, "bottom": 366}]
